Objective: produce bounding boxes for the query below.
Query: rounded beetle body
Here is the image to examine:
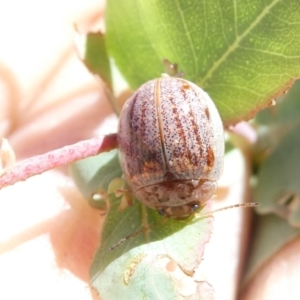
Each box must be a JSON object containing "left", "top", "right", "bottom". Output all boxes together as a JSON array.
[{"left": 118, "top": 76, "right": 224, "bottom": 219}]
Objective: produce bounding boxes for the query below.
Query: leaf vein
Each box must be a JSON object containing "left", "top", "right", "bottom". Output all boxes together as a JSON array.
[
  {"left": 199, "top": 0, "right": 281, "bottom": 86},
  {"left": 239, "top": 46, "right": 300, "bottom": 59},
  {"left": 174, "top": 0, "right": 198, "bottom": 75}
]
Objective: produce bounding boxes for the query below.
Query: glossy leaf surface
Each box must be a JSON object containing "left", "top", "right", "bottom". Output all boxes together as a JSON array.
[{"left": 105, "top": 0, "right": 300, "bottom": 124}]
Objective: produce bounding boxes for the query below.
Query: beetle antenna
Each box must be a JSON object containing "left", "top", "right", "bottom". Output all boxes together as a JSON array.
[
  {"left": 210, "top": 201, "right": 259, "bottom": 214},
  {"left": 196, "top": 202, "right": 260, "bottom": 219}
]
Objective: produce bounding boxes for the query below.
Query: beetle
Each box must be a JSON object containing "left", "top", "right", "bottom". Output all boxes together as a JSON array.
[{"left": 117, "top": 75, "right": 224, "bottom": 219}]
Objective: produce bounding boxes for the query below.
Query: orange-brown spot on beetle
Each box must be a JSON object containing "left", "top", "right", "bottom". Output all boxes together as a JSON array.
[
  {"left": 205, "top": 107, "right": 210, "bottom": 119},
  {"left": 180, "top": 83, "right": 190, "bottom": 98},
  {"left": 181, "top": 83, "right": 190, "bottom": 90},
  {"left": 142, "top": 161, "right": 164, "bottom": 177},
  {"left": 206, "top": 147, "right": 215, "bottom": 169}
]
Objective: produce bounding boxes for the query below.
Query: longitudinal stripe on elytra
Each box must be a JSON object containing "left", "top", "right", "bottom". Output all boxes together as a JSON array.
[
  {"left": 155, "top": 78, "right": 170, "bottom": 172},
  {"left": 187, "top": 87, "right": 204, "bottom": 166},
  {"left": 128, "top": 93, "right": 139, "bottom": 159},
  {"left": 168, "top": 95, "right": 191, "bottom": 172}
]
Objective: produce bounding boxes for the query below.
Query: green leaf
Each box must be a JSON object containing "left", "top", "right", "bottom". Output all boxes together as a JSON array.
[
  {"left": 81, "top": 32, "right": 112, "bottom": 89},
  {"left": 69, "top": 150, "right": 122, "bottom": 208},
  {"left": 106, "top": 0, "right": 300, "bottom": 124},
  {"left": 90, "top": 195, "right": 213, "bottom": 299},
  {"left": 256, "top": 79, "right": 300, "bottom": 127},
  {"left": 252, "top": 80, "right": 300, "bottom": 170},
  {"left": 254, "top": 122, "right": 300, "bottom": 227}
]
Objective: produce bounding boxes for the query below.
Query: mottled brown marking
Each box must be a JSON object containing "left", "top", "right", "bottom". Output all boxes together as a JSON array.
[
  {"left": 135, "top": 98, "right": 148, "bottom": 176},
  {"left": 206, "top": 147, "right": 215, "bottom": 169},
  {"left": 180, "top": 82, "right": 190, "bottom": 100},
  {"left": 142, "top": 160, "right": 163, "bottom": 174},
  {"left": 140, "top": 98, "right": 147, "bottom": 141},
  {"left": 128, "top": 94, "right": 139, "bottom": 131},
  {"left": 139, "top": 98, "right": 148, "bottom": 168},
  {"left": 188, "top": 98, "right": 203, "bottom": 159},
  {"left": 128, "top": 93, "right": 140, "bottom": 158},
  {"left": 181, "top": 83, "right": 190, "bottom": 90},
  {"left": 156, "top": 78, "right": 171, "bottom": 172},
  {"left": 168, "top": 97, "right": 192, "bottom": 169},
  {"left": 205, "top": 107, "right": 210, "bottom": 119}
]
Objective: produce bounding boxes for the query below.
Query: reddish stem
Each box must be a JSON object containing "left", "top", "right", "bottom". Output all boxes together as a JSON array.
[{"left": 0, "top": 134, "right": 118, "bottom": 189}]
